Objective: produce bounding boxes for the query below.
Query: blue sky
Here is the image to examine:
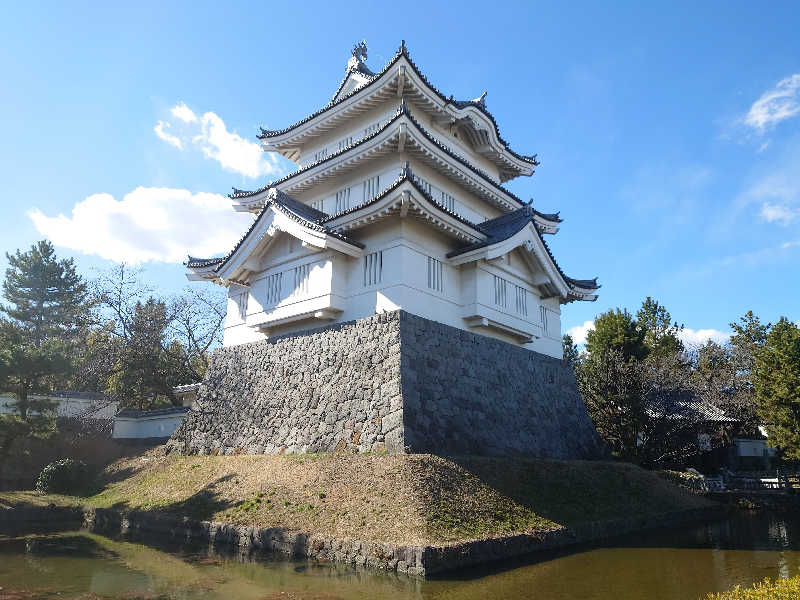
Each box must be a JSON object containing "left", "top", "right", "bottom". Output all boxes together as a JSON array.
[{"left": 1, "top": 1, "right": 798, "bottom": 345}]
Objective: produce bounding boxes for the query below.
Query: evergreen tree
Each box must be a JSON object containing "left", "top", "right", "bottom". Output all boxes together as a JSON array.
[
  {"left": 562, "top": 334, "right": 580, "bottom": 368},
  {"left": 0, "top": 240, "right": 87, "bottom": 470},
  {"left": 754, "top": 318, "right": 800, "bottom": 460},
  {"left": 585, "top": 308, "right": 648, "bottom": 361},
  {"left": 636, "top": 296, "right": 684, "bottom": 355},
  {"left": 2, "top": 240, "right": 88, "bottom": 347}
]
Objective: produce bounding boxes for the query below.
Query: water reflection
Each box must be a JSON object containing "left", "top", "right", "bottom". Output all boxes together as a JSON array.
[{"left": 0, "top": 511, "right": 798, "bottom": 600}]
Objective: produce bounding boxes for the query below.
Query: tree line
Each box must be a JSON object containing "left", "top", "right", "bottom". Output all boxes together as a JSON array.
[
  {"left": 0, "top": 240, "right": 224, "bottom": 464},
  {"left": 565, "top": 298, "right": 800, "bottom": 466}
]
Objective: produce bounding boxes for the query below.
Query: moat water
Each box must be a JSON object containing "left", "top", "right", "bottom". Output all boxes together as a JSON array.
[{"left": 1, "top": 511, "right": 799, "bottom": 599}]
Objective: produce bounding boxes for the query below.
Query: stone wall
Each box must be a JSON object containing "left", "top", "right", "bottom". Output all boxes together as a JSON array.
[
  {"left": 171, "top": 312, "right": 405, "bottom": 455},
  {"left": 399, "top": 312, "right": 604, "bottom": 458},
  {"left": 170, "top": 310, "right": 605, "bottom": 459}
]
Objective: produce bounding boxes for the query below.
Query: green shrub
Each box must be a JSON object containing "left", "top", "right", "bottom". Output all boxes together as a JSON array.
[
  {"left": 35, "top": 459, "right": 91, "bottom": 495},
  {"left": 706, "top": 576, "right": 800, "bottom": 599}
]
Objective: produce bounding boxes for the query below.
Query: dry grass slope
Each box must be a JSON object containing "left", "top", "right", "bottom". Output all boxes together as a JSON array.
[
  {"left": 1, "top": 451, "right": 713, "bottom": 546},
  {"left": 706, "top": 576, "right": 800, "bottom": 600}
]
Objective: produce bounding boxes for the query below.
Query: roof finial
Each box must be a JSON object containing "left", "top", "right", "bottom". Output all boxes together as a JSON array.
[
  {"left": 473, "top": 91, "right": 487, "bottom": 107},
  {"left": 347, "top": 40, "right": 368, "bottom": 72},
  {"left": 400, "top": 40, "right": 406, "bottom": 53}
]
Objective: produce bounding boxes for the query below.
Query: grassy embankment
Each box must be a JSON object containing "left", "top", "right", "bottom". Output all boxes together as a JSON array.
[
  {"left": 0, "top": 450, "right": 713, "bottom": 546},
  {"left": 706, "top": 576, "right": 800, "bottom": 599}
]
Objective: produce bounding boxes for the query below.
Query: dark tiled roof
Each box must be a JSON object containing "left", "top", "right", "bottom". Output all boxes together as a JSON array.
[
  {"left": 186, "top": 190, "right": 364, "bottom": 274},
  {"left": 447, "top": 206, "right": 600, "bottom": 293},
  {"left": 257, "top": 41, "right": 538, "bottom": 167},
  {"left": 45, "top": 390, "right": 110, "bottom": 401},
  {"left": 237, "top": 104, "right": 561, "bottom": 226},
  {"left": 186, "top": 256, "right": 224, "bottom": 268},
  {"left": 116, "top": 406, "right": 191, "bottom": 419}
]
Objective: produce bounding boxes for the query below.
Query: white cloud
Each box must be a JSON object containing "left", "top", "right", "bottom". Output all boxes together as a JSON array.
[
  {"left": 28, "top": 187, "right": 254, "bottom": 264},
  {"left": 678, "top": 328, "right": 730, "bottom": 348},
  {"left": 782, "top": 240, "right": 800, "bottom": 249},
  {"left": 154, "top": 120, "right": 182, "bottom": 150},
  {"left": 760, "top": 203, "right": 799, "bottom": 225},
  {"left": 566, "top": 320, "right": 595, "bottom": 345},
  {"left": 171, "top": 102, "right": 198, "bottom": 123},
  {"left": 154, "top": 102, "right": 285, "bottom": 179},
  {"left": 744, "top": 74, "right": 800, "bottom": 133}
]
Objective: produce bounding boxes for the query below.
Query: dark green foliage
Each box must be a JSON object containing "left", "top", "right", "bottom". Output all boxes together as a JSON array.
[
  {"left": 636, "top": 296, "right": 684, "bottom": 355},
  {"left": 0, "top": 241, "right": 87, "bottom": 469},
  {"left": 585, "top": 308, "right": 648, "bottom": 361},
  {"left": 562, "top": 334, "right": 580, "bottom": 368},
  {"left": 35, "top": 458, "right": 91, "bottom": 495},
  {"left": 3, "top": 240, "right": 88, "bottom": 348},
  {"left": 754, "top": 317, "right": 800, "bottom": 460}
]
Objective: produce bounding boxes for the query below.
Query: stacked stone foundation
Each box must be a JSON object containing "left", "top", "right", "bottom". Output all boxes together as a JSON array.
[{"left": 169, "top": 310, "right": 605, "bottom": 459}]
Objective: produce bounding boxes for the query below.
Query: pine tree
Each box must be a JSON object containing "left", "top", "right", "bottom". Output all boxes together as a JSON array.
[
  {"left": 754, "top": 318, "right": 800, "bottom": 460},
  {"left": 0, "top": 240, "right": 88, "bottom": 468},
  {"left": 636, "top": 296, "right": 684, "bottom": 355},
  {"left": 3, "top": 240, "right": 88, "bottom": 347}
]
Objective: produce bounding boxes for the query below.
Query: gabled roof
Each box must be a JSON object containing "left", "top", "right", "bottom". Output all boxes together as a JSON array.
[
  {"left": 186, "top": 189, "right": 363, "bottom": 279},
  {"left": 257, "top": 41, "right": 538, "bottom": 181},
  {"left": 447, "top": 206, "right": 600, "bottom": 302}
]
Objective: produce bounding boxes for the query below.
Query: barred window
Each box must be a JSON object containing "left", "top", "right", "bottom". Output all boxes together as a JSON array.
[
  {"left": 515, "top": 285, "right": 528, "bottom": 316},
  {"left": 292, "top": 264, "right": 310, "bottom": 297},
  {"left": 362, "top": 176, "right": 380, "bottom": 202},
  {"left": 237, "top": 290, "right": 249, "bottom": 320},
  {"left": 335, "top": 187, "right": 351, "bottom": 213},
  {"left": 364, "top": 122, "right": 380, "bottom": 136},
  {"left": 313, "top": 147, "right": 328, "bottom": 162},
  {"left": 338, "top": 136, "right": 353, "bottom": 151},
  {"left": 494, "top": 276, "right": 507, "bottom": 308},
  {"left": 265, "top": 272, "right": 282, "bottom": 306},
  {"left": 540, "top": 306, "right": 549, "bottom": 332},
  {"left": 363, "top": 251, "right": 383, "bottom": 286},
  {"left": 310, "top": 198, "right": 324, "bottom": 212},
  {"left": 441, "top": 191, "right": 455, "bottom": 212},
  {"left": 427, "top": 257, "right": 443, "bottom": 292},
  {"left": 417, "top": 177, "right": 432, "bottom": 195}
]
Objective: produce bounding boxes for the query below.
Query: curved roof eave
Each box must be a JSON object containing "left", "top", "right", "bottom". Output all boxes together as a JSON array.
[
  {"left": 257, "top": 42, "right": 538, "bottom": 174},
  {"left": 235, "top": 106, "right": 561, "bottom": 229}
]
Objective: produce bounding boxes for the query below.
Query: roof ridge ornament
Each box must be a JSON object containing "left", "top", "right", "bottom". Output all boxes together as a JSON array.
[
  {"left": 347, "top": 40, "right": 368, "bottom": 73},
  {"left": 473, "top": 91, "right": 487, "bottom": 107}
]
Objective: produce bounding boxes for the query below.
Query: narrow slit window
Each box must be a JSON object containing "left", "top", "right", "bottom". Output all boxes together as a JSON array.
[
  {"left": 335, "top": 187, "right": 351, "bottom": 213},
  {"left": 515, "top": 285, "right": 528, "bottom": 316},
  {"left": 427, "top": 257, "right": 443, "bottom": 292},
  {"left": 494, "top": 276, "right": 507, "bottom": 308},
  {"left": 338, "top": 136, "right": 353, "bottom": 152},
  {"left": 293, "top": 264, "right": 310, "bottom": 297},
  {"left": 363, "top": 251, "right": 383, "bottom": 286},
  {"left": 313, "top": 147, "right": 328, "bottom": 162},
  {"left": 441, "top": 191, "right": 455, "bottom": 212},
  {"left": 362, "top": 176, "right": 380, "bottom": 202},
  {"left": 265, "top": 272, "right": 282, "bottom": 307},
  {"left": 238, "top": 290, "right": 249, "bottom": 320}
]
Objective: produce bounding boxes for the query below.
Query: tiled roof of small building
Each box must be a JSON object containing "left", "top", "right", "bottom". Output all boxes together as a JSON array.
[
  {"left": 116, "top": 406, "right": 191, "bottom": 419},
  {"left": 257, "top": 41, "right": 538, "bottom": 167}
]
